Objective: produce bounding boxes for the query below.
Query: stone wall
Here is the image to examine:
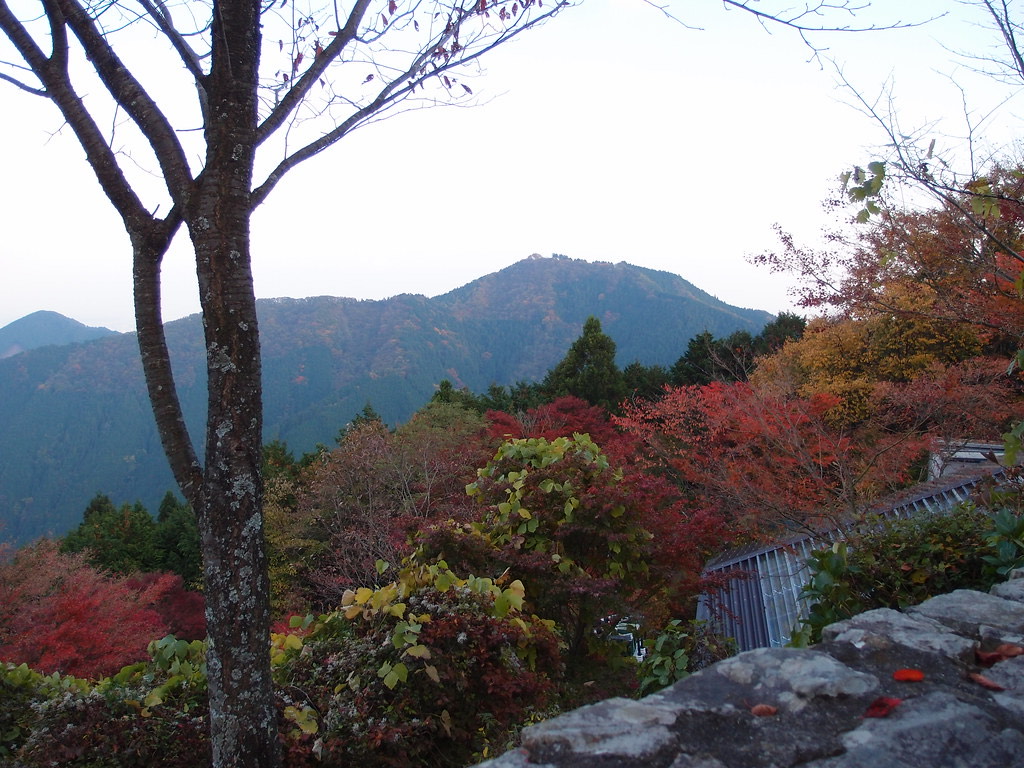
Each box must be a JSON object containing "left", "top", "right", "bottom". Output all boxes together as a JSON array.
[{"left": 477, "top": 573, "right": 1024, "bottom": 768}]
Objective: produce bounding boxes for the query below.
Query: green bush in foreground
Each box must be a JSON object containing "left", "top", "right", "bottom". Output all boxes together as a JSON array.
[{"left": 795, "top": 503, "right": 1012, "bottom": 644}]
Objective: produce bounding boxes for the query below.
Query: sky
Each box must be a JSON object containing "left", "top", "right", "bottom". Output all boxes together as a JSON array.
[{"left": 1, "top": 0, "right": 1020, "bottom": 333}]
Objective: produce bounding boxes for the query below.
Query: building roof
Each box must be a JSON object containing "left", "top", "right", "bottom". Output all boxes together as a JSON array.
[{"left": 697, "top": 461, "right": 1006, "bottom": 651}]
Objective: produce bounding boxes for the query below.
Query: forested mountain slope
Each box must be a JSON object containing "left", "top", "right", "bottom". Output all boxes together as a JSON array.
[
  {"left": 0, "top": 310, "right": 118, "bottom": 359},
  {"left": 0, "top": 255, "right": 771, "bottom": 543}
]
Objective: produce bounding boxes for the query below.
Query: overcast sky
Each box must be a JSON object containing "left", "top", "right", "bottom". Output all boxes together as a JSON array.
[{"left": 1, "top": 0, "right": 1018, "bottom": 333}]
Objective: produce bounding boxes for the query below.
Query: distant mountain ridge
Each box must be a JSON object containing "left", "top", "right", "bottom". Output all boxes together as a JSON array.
[
  {"left": 0, "top": 310, "right": 118, "bottom": 359},
  {"left": 0, "top": 256, "right": 772, "bottom": 543}
]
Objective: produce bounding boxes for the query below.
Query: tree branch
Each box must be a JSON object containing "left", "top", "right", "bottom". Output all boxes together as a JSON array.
[
  {"left": 0, "top": 69, "right": 45, "bottom": 95},
  {"left": 55, "top": 0, "right": 195, "bottom": 206},
  {"left": 721, "top": 0, "right": 926, "bottom": 33},
  {"left": 131, "top": 214, "right": 204, "bottom": 506},
  {"left": 833, "top": 64, "right": 1024, "bottom": 267},
  {"left": 649, "top": 0, "right": 935, "bottom": 61},
  {"left": 981, "top": 0, "right": 1024, "bottom": 82},
  {"left": 0, "top": 0, "right": 155, "bottom": 230},
  {"left": 135, "top": 0, "right": 211, "bottom": 124},
  {"left": 252, "top": 0, "right": 570, "bottom": 206},
  {"left": 255, "top": 0, "right": 373, "bottom": 146}
]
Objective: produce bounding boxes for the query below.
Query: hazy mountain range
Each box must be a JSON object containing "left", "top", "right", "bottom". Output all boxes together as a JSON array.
[
  {"left": 0, "top": 255, "right": 773, "bottom": 543},
  {"left": 0, "top": 310, "right": 117, "bottom": 359}
]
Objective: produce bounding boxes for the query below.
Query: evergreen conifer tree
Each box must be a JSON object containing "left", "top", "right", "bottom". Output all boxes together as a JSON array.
[{"left": 543, "top": 317, "right": 626, "bottom": 411}]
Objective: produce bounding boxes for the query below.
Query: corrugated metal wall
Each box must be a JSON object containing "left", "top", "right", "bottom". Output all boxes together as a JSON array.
[{"left": 696, "top": 471, "right": 1001, "bottom": 651}]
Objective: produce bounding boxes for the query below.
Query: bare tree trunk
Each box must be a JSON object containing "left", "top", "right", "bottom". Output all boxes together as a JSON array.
[
  {"left": 186, "top": 189, "right": 277, "bottom": 766},
  {"left": 186, "top": 1, "right": 278, "bottom": 763}
]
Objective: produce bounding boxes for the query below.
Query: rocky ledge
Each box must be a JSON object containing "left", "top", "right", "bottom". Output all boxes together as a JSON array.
[{"left": 477, "top": 574, "right": 1024, "bottom": 768}]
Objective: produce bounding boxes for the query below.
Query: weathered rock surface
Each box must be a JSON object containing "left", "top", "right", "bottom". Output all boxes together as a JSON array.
[{"left": 476, "top": 574, "right": 1024, "bottom": 768}]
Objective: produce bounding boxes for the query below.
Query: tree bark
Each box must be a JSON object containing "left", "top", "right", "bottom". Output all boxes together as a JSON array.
[
  {"left": 132, "top": 223, "right": 204, "bottom": 506},
  {"left": 183, "top": 0, "right": 279, "bottom": 764}
]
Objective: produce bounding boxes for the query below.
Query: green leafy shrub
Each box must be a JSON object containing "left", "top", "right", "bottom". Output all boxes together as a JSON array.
[
  {"left": 422, "top": 434, "right": 655, "bottom": 662},
  {"left": 272, "top": 561, "right": 563, "bottom": 767},
  {"left": 3, "top": 557, "right": 564, "bottom": 768},
  {"left": 792, "top": 542, "right": 866, "bottom": 645},
  {"left": 0, "top": 663, "right": 91, "bottom": 758},
  {"left": 637, "top": 619, "right": 735, "bottom": 696},
  {"left": 3, "top": 639, "right": 211, "bottom": 768},
  {"left": 796, "top": 504, "right": 999, "bottom": 643},
  {"left": 982, "top": 507, "right": 1024, "bottom": 575}
]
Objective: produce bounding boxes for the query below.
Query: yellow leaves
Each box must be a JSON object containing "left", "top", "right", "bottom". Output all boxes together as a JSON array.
[
  {"left": 341, "top": 587, "right": 370, "bottom": 607},
  {"left": 506, "top": 578, "right": 525, "bottom": 600},
  {"left": 328, "top": 561, "right": 532, "bottom": 696},
  {"left": 440, "top": 708, "right": 453, "bottom": 736},
  {"left": 404, "top": 644, "right": 431, "bottom": 659},
  {"left": 283, "top": 705, "right": 319, "bottom": 735},
  {"left": 270, "top": 632, "right": 304, "bottom": 666},
  {"left": 377, "top": 661, "right": 409, "bottom": 690},
  {"left": 341, "top": 584, "right": 404, "bottom": 621},
  {"left": 493, "top": 578, "right": 526, "bottom": 618}
]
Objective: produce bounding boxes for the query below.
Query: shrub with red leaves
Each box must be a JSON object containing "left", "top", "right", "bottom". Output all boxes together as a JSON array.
[
  {"left": 0, "top": 540, "right": 170, "bottom": 678},
  {"left": 127, "top": 572, "right": 206, "bottom": 641}
]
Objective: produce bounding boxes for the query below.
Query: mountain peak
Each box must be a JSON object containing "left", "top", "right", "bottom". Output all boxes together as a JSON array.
[
  {"left": 0, "top": 258, "right": 772, "bottom": 544},
  {"left": 0, "top": 311, "right": 119, "bottom": 359}
]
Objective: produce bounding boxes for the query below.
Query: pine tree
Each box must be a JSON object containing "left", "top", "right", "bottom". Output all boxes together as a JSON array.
[
  {"left": 62, "top": 499, "right": 157, "bottom": 575},
  {"left": 542, "top": 317, "right": 626, "bottom": 411}
]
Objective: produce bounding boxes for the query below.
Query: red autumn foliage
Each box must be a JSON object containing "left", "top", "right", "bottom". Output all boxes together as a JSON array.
[
  {"left": 0, "top": 540, "right": 172, "bottom": 678},
  {"left": 485, "top": 396, "right": 734, "bottom": 619},
  {"left": 616, "top": 381, "right": 928, "bottom": 537},
  {"left": 757, "top": 166, "right": 1024, "bottom": 349},
  {"left": 872, "top": 358, "right": 1019, "bottom": 454},
  {"left": 485, "top": 395, "right": 622, "bottom": 448},
  {"left": 975, "top": 643, "right": 1024, "bottom": 667},
  {"left": 975, "top": 649, "right": 1006, "bottom": 667},
  {"left": 126, "top": 572, "right": 206, "bottom": 641},
  {"left": 996, "top": 642, "right": 1024, "bottom": 657}
]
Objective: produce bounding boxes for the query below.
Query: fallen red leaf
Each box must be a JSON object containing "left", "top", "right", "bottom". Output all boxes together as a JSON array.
[
  {"left": 750, "top": 704, "right": 778, "bottom": 716},
  {"left": 976, "top": 649, "right": 1005, "bottom": 667},
  {"left": 863, "top": 697, "right": 902, "bottom": 718},
  {"left": 968, "top": 672, "right": 1005, "bottom": 691},
  {"left": 892, "top": 668, "right": 924, "bottom": 682},
  {"left": 995, "top": 643, "right": 1024, "bottom": 658}
]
